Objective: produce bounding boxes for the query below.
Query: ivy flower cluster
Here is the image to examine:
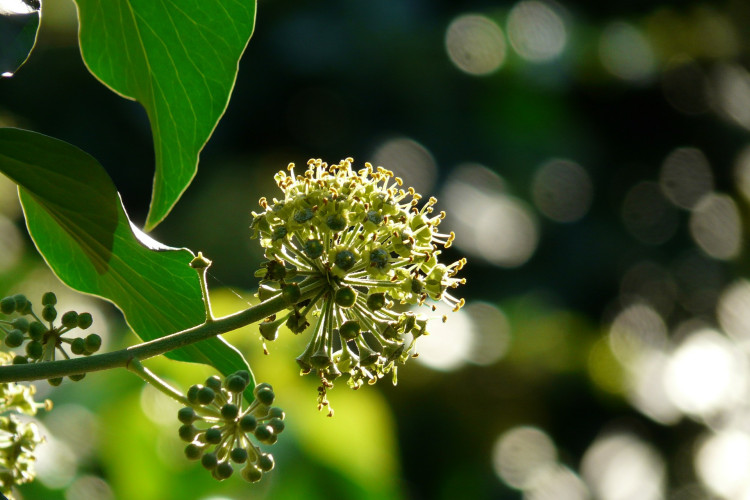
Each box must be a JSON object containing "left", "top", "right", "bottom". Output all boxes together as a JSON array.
[
  {"left": 250, "top": 158, "right": 466, "bottom": 409},
  {"left": 0, "top": 293, "right": 102, "bottom": 385},
  {"left": 0, "top": 352, "right": 49, "bottom": 498},
  {"left": 177, "top": 371, "right": 284, "bottom": 482}
]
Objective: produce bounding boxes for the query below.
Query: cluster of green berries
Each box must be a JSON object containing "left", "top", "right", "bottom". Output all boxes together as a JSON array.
[
  {"left": 177, "top": 371, "right": 284, "bottom": 483},
  {"left": 0, "top": 352, "right": 49, "bottom": 498},
  {"left": 250, "top": 158, "right": 466, "bottom": 406},
  {"left": 0, "top": 293, "right": 102, "bottom": 385}
]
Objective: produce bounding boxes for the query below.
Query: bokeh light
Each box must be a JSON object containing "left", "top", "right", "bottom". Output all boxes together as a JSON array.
[
  {"left": 732, "top": 144, "right": 750, "bottom": 203},
  {"left": 524, "top": 465, "right": 589, "bottom": 500},
  {"left": 661, "top": 56, "right": 710, "bottom": 115},
  {"left": 712, "top": 64, "right": 750, "bottom": 131},
  {"left": 659, "top": 147, "right": 713, "bottom": 210},
  {"left": 608, "top": 302, "right": 667, "bottom": 367},
  {"left": 492, "top": 426, "right": 557, "bottom": 490},
  {"left": 65, "top": 475, "right": 114, "bottom": 500},
  {"left": 688, "top": 193, "right": 742, "bottom": 260},
  {"left": 695, "top": 430, "right": 750, "bottom": 498},
  {"left": 445, "top": 14, "right": 507, "bottom": 76},
  {"left": 581, "top": 431, "right": 665, "bottom": 500},
  {"left": 621, "top": 181, "right": 678, "bottom": 245},
  {"left": 506, "top": 1, "right": 567, "bottom": 63},
  {"left": 370, "top": 137, "right": 437, "bottom": 197},
  {"left": 442, "top": 163, "right": 538, "bottom": 267},
  {"left": 531, "top": 158, "right": 593, "bottom": 223},
  {"left": 599, "top": 22, "right": 655, "bottom": 83},
  {"left": 718, "top": 280, "right": 750, "bottom": 346},
  {"left": 463, "top": 301, "right": 511, "bottom": 366},
  {"left": 414, "top": 302, "right": 473, "bottom": 372}
]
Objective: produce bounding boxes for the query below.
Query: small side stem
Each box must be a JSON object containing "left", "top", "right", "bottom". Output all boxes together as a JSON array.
[{"left": 126, "top": 359, "right": 189, "bottom": 406}]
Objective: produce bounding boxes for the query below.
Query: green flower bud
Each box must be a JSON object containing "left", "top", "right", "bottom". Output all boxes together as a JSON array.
[
  {"left": 187, "top": 385, "right": 201, "bottom": 404},
  {"left": 221, "top": 403, "right": 239, "bottom": 420},
  {"left": 339, "top": 320, "right": 361, "bottom": 341},
  {"left": 13, "top": 294, "right": 30, "bottom": 314},
  {"left": 326, "top": 214, "right": 347, "bottom": 232},
  {"left": 12, "top": 355, "right": 27, "bottom": 365},
  {"left": 0, "top": 296, "right": 15, "bottom": 314},
  {"left": 84, "top": 334, "right": 102, "bottom": 353},
  {"left": 239, "top": 414, "right": 257, "bottom": 432},
  {"left": 61, "top": 311, "right": 78, "bottom": 329},
  {"left": 69, "top": 373, "right": 86, "bottom": 382},
  {"left": 204, "top": 427, "right": 222, "bottom": 444},
  {"left": 41, "top": 292, "right": 57, "bottom": 306},
  {"left": 205, "top": 375, "right": 222, "bottom": 392},
  {"left": 197, "top": 386, "right": 216, "bottom": 405},
  {"left": 304, "top": 239, "right": 324, "bottom": 259},
  {"left": 42, "top": 304, "right": 57, "bottom": 322},
  {"left": 254, "top": 386, "right": 275, "bottom": 406},
  {"left": 366, "top": 293, "right": 386, "bottom": 311},
  {"left": 178, "top": 424, "right": 198, "bottom": 442},
  {"left": 48, "top": 377, "right": 63, "bottom": 387},
  {"left": 28, "top": 321, "right": 46, "bottom": 341},
  {"left": 268, "top": 407, "right": 285, "bottom": 420},
  {"left": 185, "top": 443, "right": 202, "bottom": 460},
  {"left": 258, "top": 453, "right": 275, "bottom": 472},
  {"left": 254, "top": 425, "right": 273, "bottom": 443},
  {"left": 281, "top": 283, "right": 301, "bottom": 305},
  {"left": 367, "top": 210, "right": 383, "bottom": 225},
  {"left": 25, "top": 340, "right": 43, "bottom": 360},
  {"left": 334, "top": 286, "right": 357, "bottom": 308},
  {"left": 225, "top": 374, "right": 248, "bottom": 394},
  {"left": 177, "top": 407, "right": 197, "bottom": 424},
  {"left": 5, "top": 329, "right": 24, "bottom": 348},
  {"left": 201, "top": 452, "right": 218, "bottom": 470},
  {"left": 215, "top": 461, "right": 234, "bottom": 480},
  {"left": 235, "top": 370, "right": 251, "bottom": 384},
  {"left": 269, "top": 418, "right": 285, "bottom": 434},
  {"left": 11, "top": 317, "right": 29, "bottom": 333},
  {"left": 230, "top": 447, "right": 248, "bottom": 464},
  {"left": 293, "top": 208, "right": 314, "bottom": 223},
  {"left": 77, "top": 312, "right": 93, "bottom": 330},
  {"left": 70, "top": 337, "right": 86, "bottom": 355},
  {"left": 334, "top": 250, "right": 356, "bottom": 271},
  {"left": 241, "top": 465, "right": 263, "bottom": 483}
]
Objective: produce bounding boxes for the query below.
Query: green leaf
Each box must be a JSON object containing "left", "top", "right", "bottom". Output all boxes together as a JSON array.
[
  {"left": 0, "top": 0, "right": 41, "bottom": 78},
  {"left": 72, "top": 0, "right": 256, "bottom": 231},
  {"left": 0, "top": 128, "right": 254, "bottom": 397}
]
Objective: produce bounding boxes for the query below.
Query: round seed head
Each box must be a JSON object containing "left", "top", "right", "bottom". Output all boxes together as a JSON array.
[
  {"left": 334, "top": 286, "right": 357, "bottom": 308},
  {"left": 204, "top": 427, "right": 222, "bottom": 444},
  {"left": 201, "top": 452, "right": 218, "bottom": 470},
  {"left": 177, "top": 407, "right": 196, "bottom": 424},
  {"left": 254, "top": 425, "right": 274, "bottom": 443},
  {"left": 269, "top": 418, "right": 285, "bottom": 434},
  {"left": 84, "top": 334, "right": 102, "bottom": 353},
  {"left": 225, "top": 374, "right": 248, "bottom": 394},
  {"left": 0, "top": 296, "right": 15, "bottom": 314},
  {"left": 70, "top": 337, "right": 86, "bottom": 355},
  {"left": 339, "top": 320, "right": 361, "bottom": 341},
  {"left": 254, "top": 386, "right": 275, "bottom": 406},
  {"left": 230, "top": 447, "right": 248, "bottom": 464},
  {"left": 178, "top": 424, "right": 197, "bottom": 442},
  {"left": 197, "top": 386, "right": 216, "bottom": 405},
  {"left": 77, "top": 312, "right": 93, "bottom": 330},
  {"left": 12, "top": 355, "right": 27, "bottom": 365},
  {"left": 239, "top": 414, "right": 257, "bottom": 432},
  {"left": 281, "top": 283, "right": 301, "bottom": 305},
  {"left": 221, "top": 403, "right": 239, "bottom": 420},
  {"left": 215, "top": 461, "right": 234, "bottom": 480},
  {"left": 205, "top": 375, "right": 222, "bottom": 391},
  {"left": 326, "top": 214, "right": 347, "bottom": 232},
  {"left": 366, "top": 293, "right": 386, "bottom": 311},
  {"left": 25, "top": 340, "right": 43, "bottom": 360},
  {"left": 185, "top": 443, "right": 202, "bottom": 460},
  {"left": 41, "top": 292, "right": 57, "bottom": 306},
  {"left": 334, "top": 250, "right": 356, "bottom": 271},
  {"left": 5, "top": 329, "right": 24, "bottom": 348},
  {"left": 186, "top": 385, "right": 201, "bottom": 404},
  {"left": 41, "top": 304, "right": 57, "bottom": 322},
  {"left": 304, "top": 239, "right": 324, "bottom": 259},
  {"left": 11, "top": 317, "right": 29, "bottom": 333},
  {"left": 235, "top": 370, "right": 251, "bottom": 384},
  {"left": 258, "top": 453, "right": 275, "bottom": 472},
  {"left": 28, "top": 321, "right": 46, "bottom": 341},
  {"left": 13, "top": 294, "right": 30, "bottom": 314},
  {"left": 61, "top": 311, "right": 78, "bottom": 328},
  {"left": 241, "top": 465, "right": 263, "bottom": 483},
  {"left": 268, "top": 407, "right": 285, "bottom": 420}
]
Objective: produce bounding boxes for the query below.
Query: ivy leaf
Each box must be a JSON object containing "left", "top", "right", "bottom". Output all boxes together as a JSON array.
[
  {"left": 73, "top": 0, "right": 256, "bottom": 231},
  {"left": 0, "top": 128, "right": 255, "bottom": 399},
  {"left": 0, "top": 0, "right": 41, "bottom": 78}
]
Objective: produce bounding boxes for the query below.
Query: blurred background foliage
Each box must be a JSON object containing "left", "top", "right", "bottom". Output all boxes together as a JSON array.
[{"left": 3, "top": 0, "right": 750, "bottom": 498}]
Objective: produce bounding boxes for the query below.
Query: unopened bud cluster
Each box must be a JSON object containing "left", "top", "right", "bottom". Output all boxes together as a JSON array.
[
  {"left": 250, "top": 159, "right": 466, "bottom": 402},
  {"left": 0, "top": 293, "right": 101, "bottom": 385},
  {"left": 0, "top": 352, "right": 49, "bottom": 498},
  {"left": 177, "top": 371, "right": 284, "bottom": 483}
]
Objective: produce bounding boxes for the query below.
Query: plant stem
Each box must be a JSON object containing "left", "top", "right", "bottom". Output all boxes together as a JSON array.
[
  {"left": 0, "top": 283, "right": 323, "bottom": 383},
  {"left": 126, "top": 359, "right": 190, "bottom": 406}
]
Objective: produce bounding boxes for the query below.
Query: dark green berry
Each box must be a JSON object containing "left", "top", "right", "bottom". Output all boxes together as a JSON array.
[
  {"left": 271, "top": 226, "right": 287, "bottom": 241},
  {"left": 239, "top": 414, "right": 257, "bottom": 432},
  {"left": 41, "top": 304, "right": 57, "bottom": 322},
  {"left": 41, "top": 292, "right": 57, "bottom": 306},
  {"left": 339, "top": 320, "right": 361, "bottom": 341},
  {"left": 269, "top": 418, "right": 285, "bottom": 434},
  {"left": 187, "top": 385, "right": 201, "bottom": 404},
  {"left": 215, "top": 461, "right": 234, "bottom": 480},
  {"left": 25, "top": 340, "right": 43, "bottom": 360},
  {"left": 0, "top": 296, "right": 15, "bottom": 314},
  {"left": 264, "top": 433, "right": 278, "bottom": 445},
  {"left": 178, "top": 424, "right": 197, "bottom": 442},
  {"left": 304, "top": 239, "right": 324, "bottom": 259},
  {"left": 5, "top": 329, "right": 24, "bottom": 348},
  {"left": 69, "top": 373, "right": 86, "bottom": 382},
  {"left": 254, "top": 386, "right": 275, "bottom": 406},
  {"left": 201, "top": 452, "right": 218, "bottom": 470},
  {"left": 334, "top": 286, "right": 357, "bottom": 308},
  {"left": 12, "top": 355, "right": 27, "bottom": 365},
  {"left": 221, "top": 403, "right": 239, "bottom": 420},
  {"left": 28, "top": 322, "right": 46, "bottom": 341},
  {"left": 70, "top": 337, "right": 86, "bottom": 355},
  {"left": 241, "top": 465, "right": 262, "bottom": 483},
  {"left": 367, "top": 293, "right": 386, "bottom": 311},
  {"left": 326, "top": 214, "right": 347, "bottom": 232},
  {"left": 235, "top": 370, "right": 251, "bottom": 384},
  {"left": 61, "top": 311, "right": 78, "bottom": 328},
  {"left": 258, "top": 453, "right": 275, "bottom": 472},
  {"left": 77, "top": 312, "right": 93, "bottom": 330},
  {"left": 334, "top": 250, "right": 356, "bottom": 271},
  {"left": 11, "top": 317, "right": 29, "bottom": 333},
  {"left": 254, "top": 425, "right": 273, "bottom": 443},
  {"left": 293, "top": 208, "right": 314, "bottom": 223},
  {"left": 48, "top": 377, "right": 63, "bottom": 387},
  {"left": 230, "top": 447, "right": 248, "bottom": 463},
  {"left": 177, "top": 407, "right": 196, "bottom": 424},
  {"left": 204, "top": 427, "right": 222, "bottom": 444},
  {"left": 185, "top": 443, "right": 202, "bottom": 460},
  {"left": 197, "top": 386, "right": 215, "bottom": 405},
  {"left": 225, "top": 374, "right": 248, "bottom": 394},
  {"left": 205, "top": 375, "right": 222, "bottom": 391},
  {"left": 84, "top": 334, "right": 101, "bottom": 353},
  {"left": 268, "top": 407, "right": 285, "bottom": 420},
  {"left": 13, "top": 295, "right": 30, "bottom": 314}
]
